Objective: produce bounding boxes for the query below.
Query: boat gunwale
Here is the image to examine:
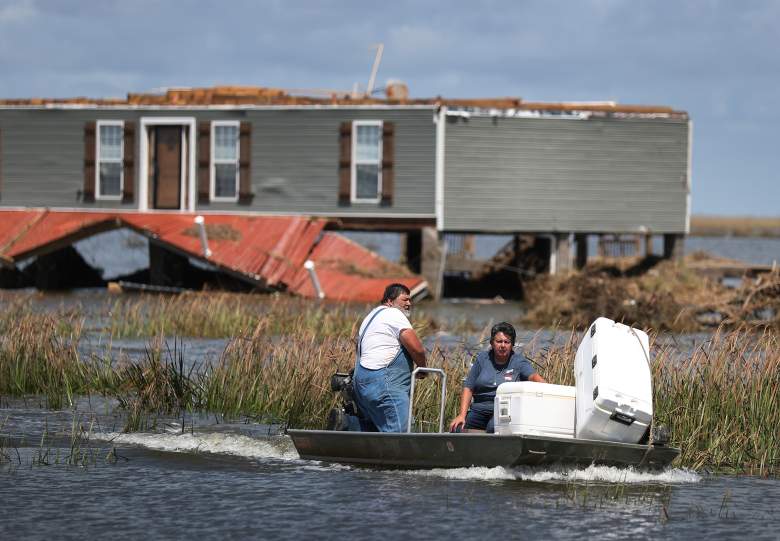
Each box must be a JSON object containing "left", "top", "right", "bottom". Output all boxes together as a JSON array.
[{"left": 287, "top": 428, "right": 678, "bottom": 452}]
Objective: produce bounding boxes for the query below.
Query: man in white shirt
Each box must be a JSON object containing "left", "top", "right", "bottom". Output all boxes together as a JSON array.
[{"left": 353, "top": 283, "right": 427, "bottom": 432}]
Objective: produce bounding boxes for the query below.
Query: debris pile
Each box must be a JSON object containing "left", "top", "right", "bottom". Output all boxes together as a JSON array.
[{"left": 522, "top": 254, "right": 779, "bottom": 332}]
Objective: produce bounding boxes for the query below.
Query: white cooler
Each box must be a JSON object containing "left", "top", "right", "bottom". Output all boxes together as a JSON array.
[
  {"left": 494, "top": 381, "right": 575, "bottom": 438},
  {"left": 574, "top": 317, "right": 653, "bottom": 443}
]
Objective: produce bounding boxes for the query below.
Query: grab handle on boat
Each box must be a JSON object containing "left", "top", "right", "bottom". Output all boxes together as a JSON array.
[{"left": 407, "top": 367, "right": 447, "bottom": 434}]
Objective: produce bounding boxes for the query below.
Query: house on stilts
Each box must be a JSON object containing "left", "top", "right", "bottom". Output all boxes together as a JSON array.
[{"left": 0, "top": 84, "right": 690, "bottom": 298}]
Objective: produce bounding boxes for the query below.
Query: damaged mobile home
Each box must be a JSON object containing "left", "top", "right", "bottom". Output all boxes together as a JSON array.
[{"left": 0, "top": 85, "right": 691, "bottom": 298}]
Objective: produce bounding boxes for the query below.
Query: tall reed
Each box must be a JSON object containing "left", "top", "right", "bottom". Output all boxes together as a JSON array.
[
  {"left": 0, "top": 313, "right": 108, "bottom": 409},
  {"left": 652, "top": 327, "right": 780, "bottom": 474},
  {"left": 200, "top": 329, "right": 353, "bottom": 427},
  {"left": 1, "top": 307, "right": 779, "bottom": 474},
  {"left": 117, "top": 338, "right": 200, "bottom": 431},
  {"left": 106, "top": 293, "right": 378, "bottom": 338}
]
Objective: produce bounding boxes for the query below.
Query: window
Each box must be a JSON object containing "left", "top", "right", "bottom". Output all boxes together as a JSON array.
[
  {"left": 96, "top": 121, "right": 123, "bottom": 199},
  {"left": 351, "top": 121, "right": 383, "bottom": 202},
  {"left": 211, "top": 121, "right": 240, "bottom": 201}
]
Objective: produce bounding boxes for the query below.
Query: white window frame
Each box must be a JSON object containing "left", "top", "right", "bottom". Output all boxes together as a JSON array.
[
  {"left": 210, "top": 120, "right": 241, "bottom": 203},
  {"left": 95, "top": 120, "right": 124, "bottom": 201},
  {"left": 350, "top": 120, "right": 383, "bottom": 204}
]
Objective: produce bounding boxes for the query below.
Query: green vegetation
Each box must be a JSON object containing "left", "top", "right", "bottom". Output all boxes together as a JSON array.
[
  {"left": 0, "top": 301, "right": 778, "bottom": 475},
  {"left": 106, "top": 293, "right": 367, "bottom": 338},
  {"left": 0, "top": 290, "right": 446, "bottom": 339},
  {"left": 691, "top": 215, "right": 780, "bottom": 238},
  {"left": 653, "top": 327, "right": 780, "bottom": 475}
]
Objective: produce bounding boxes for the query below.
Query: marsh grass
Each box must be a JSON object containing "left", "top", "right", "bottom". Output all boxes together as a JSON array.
[
  {"left": 4, "top": 413, "right": 111, "bottom": 469},
  {"left": 554, "top": 480, "right": 672, "bottom": 515},
  {"left": 652, "top": 327, "right": 780, "bottom": 474},
  {"left": 117, "top": 338, "right": 200, "bottom": 431},
  {"left": 200, "top": 330, "right": 353, "bottom": 427},
  {"left": 1, "top": 306, "right": 779, "bottom": 474},
  {"left": 106, "top": 293, "right": 396, "bottom": 338},
  {"left": 0, "top": 292, "right": 443, "bottom": 339},
  {"left": 0, "top": 314, "right": 103, "bottom": 409},
  {"left": 691, "top": 215, "right": 780, "bottom": 238}
]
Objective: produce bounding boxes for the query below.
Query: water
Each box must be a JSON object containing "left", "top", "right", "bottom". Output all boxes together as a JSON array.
[
  {"left": 685, "top": 236, "right": 780, "bottom": 266},
  {"left": 3, "top": 236, "right": 780, "bottom": 539},
  {"left": 1, "top": 321, "right": 778, "bottom": 540},
  {"left": 2, "top": 410, "right": 779, "bottom": 540},
  {"left": 55, "top": 223, "right": 780, "bottom": 275},
  {"left": 342, "top": 231, "right": 780, "bottom": 268}
]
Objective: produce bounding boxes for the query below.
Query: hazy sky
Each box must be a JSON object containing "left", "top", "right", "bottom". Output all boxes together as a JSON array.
[{"left": 1, "top": 0, "right": 777, "bottom": 216}]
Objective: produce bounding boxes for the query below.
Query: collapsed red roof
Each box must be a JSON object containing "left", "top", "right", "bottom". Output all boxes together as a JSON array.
[{"left": 0, "top": 209, "right": 427, "bottom": 301}]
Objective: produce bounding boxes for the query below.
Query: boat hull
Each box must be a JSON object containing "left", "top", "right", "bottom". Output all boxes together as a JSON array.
[{"left": 287, "top": 430, "right": 680, "bottom": 469}]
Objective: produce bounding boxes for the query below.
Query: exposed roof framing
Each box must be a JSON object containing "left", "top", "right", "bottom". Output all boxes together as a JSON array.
[{"left": 0, "top": 85, "right": 688, "bottom": 118}]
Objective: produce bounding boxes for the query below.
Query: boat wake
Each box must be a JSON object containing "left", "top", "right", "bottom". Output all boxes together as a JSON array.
[
  {"left": 402, "top": 464, "right": 701, "bottom": 484},
  {"left": 88, "top": 430, "right": 700, "bottom": 485},
  {"left": 92, "top": 430, "right": 300, "bottom": 461}
]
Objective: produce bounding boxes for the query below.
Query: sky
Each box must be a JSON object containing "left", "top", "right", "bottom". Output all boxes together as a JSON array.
[{"left": 0, "top": 0, "right": 777, "bottom": 217}]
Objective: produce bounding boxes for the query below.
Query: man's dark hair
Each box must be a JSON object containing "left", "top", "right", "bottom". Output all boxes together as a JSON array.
[
  {"left": 381, "top": 283, "right": 411, "bottom": 303},
  {"left": 490, "top": 321, "right": 517, "bottom": 346}
]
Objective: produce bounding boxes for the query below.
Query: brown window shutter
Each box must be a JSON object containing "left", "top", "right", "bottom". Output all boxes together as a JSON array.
[
  {"left": 122, "top": 122, "right": 135, "bottom": 203},
  {"left": 198, "top": 121, "right": 211, "bottom": 203},
  {"left": 338, "top": 121, "right": 352, "bottom": 205},
  {"left": 0, "top": 126, "right": 3, "bottom": 201},
  {"left": 238, "top": 121, "right": 253, "bottom": 204},
  {"left": 381, "top": 122, "right": 395, "bottom": 206},
  {"left": 83, "top": 121, "right": 96, "bottom": 202}
]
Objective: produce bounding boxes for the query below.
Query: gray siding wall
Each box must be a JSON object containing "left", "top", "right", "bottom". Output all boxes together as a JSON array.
[
  {"left": 205, "top": 108, "right": 435, "bottom": 215},
  {"left": 0, "top": 109, "right": 140, "bottom": 208},
  {"left": 0, "top": 108, "right": 436, "bottom": 216},
  {"left": 442, "top": 115, "right": 690, "bottom": 233}
]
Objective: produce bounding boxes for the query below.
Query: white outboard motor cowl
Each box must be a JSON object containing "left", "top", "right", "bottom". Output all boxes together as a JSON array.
[{"left": 574, "top": 317, "right": 653, "bottom": 443}]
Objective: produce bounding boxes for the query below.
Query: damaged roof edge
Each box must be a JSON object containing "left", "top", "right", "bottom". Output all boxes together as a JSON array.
[{"left": 0, "top": 85, "right": 688, "bottom": 117}]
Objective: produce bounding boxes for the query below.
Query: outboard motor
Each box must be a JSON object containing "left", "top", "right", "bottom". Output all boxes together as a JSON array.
[{"left": 326, "top": 370, "right": 362, "bottom": 431}]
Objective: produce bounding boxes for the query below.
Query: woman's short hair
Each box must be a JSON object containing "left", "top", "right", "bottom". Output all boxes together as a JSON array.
[
  {"left": 490, "top": 321, "right": 516, "bottom": 346},
  {"left": 381, "top": 283, "right": 411, "bottom": 303}
]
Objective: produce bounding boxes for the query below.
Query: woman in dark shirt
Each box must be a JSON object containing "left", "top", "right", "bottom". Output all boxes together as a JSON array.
[{"left": 449, "top": 322, "right": 545, "bottom": 433}]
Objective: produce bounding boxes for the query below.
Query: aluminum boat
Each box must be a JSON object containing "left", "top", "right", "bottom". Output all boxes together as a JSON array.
[{"left": 288, "top": 368, "right": 680, "bottom": 470}]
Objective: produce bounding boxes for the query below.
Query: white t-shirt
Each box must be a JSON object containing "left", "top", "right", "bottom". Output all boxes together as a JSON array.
[{"left": 358, "top": 306, "right": 413, "bottom": 370}]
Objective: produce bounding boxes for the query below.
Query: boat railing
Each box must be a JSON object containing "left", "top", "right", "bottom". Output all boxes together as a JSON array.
[{"left": 408, "top": 367, "right": 447, "bottom": 433}]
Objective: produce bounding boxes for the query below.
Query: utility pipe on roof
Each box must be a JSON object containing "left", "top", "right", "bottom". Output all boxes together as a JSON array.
[
  {"left": 194, "top": 215, "right": 212, "bottom": 257},
  {"left": 304, "top": 260, "right": 325, "bottom": 300}
]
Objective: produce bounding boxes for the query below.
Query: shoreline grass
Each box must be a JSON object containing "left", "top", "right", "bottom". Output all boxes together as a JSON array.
[
  {"left": 1, "top": 263, "right": 776, "bottom": 341},
  {"left": 691, "top": 215, "right": 780, "bottom": 238},
  {"left": 0, "top": 310, "right": 778, "bottom": 475},
  {"left": 0, "top": 291, "right": 442, "bottom": 339}
]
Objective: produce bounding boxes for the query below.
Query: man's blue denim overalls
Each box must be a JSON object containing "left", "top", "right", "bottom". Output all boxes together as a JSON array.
[{"left": 353, "top": 308, "right": 414, "bottom": 433}]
